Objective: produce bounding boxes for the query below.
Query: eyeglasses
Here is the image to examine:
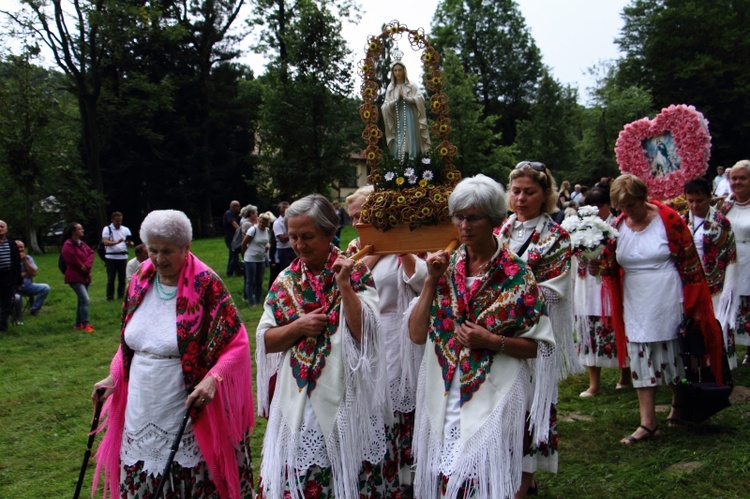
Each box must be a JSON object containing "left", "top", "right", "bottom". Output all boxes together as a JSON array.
[
  {"left": 515, "top": 161, "right": 547, "bottom": 172},
  {"left": 452, "top": 214, "right": 488, "bottom": 225}
]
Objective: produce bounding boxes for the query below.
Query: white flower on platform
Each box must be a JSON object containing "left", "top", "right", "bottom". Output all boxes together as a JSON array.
[
  {"left": 422, "top": 157, "right": 431, "bottom": 165},
  {"left": 407, "top": 175, "right": 418, "bottom": 184},
  {"left": 422, "top": 170, "right": 434, "bottom": 181},
  {"left": 404, "top": 167, "right": 415, "bottom": 177},
  {"left": 385, "top": 171, "right": 395, "bottom": 181}
]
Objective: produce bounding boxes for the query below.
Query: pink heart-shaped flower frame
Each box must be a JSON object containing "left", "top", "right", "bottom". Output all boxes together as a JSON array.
[{"left": 615, "top": 104, "right": 711, "bottom": 201}]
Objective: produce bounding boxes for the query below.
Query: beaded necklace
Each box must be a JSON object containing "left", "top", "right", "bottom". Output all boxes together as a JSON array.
[
  {"left": 154, "top": 274, "right": 177, "bottom": 300},
  {"left": 396, "top": 93, "right": 407, "bottom": 161}
]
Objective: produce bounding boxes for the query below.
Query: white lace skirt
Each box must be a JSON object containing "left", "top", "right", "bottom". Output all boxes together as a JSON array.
[{"left": 121, "top": 353, "right": 202, "bottom": 476}]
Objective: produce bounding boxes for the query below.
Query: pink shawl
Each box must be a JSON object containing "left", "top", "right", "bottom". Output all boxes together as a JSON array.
[{"left": 92, "top": 252, "right": 254, "bottom": 498}]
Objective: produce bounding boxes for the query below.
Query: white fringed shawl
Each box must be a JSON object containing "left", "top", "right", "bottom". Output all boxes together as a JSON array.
[
  {"left": 255, "top": 255, "right": 387, "bottom": 499},
  {"left": 408, "top": 242, "right": 556, "bottom": 499},
  {"left": 499, "top": 213, "right": 583, "bottom": 381}
]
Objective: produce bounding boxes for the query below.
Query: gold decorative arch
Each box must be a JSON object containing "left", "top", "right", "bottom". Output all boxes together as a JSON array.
[{"left": 357, "top": 20, "right": 461, "bottom": 233}]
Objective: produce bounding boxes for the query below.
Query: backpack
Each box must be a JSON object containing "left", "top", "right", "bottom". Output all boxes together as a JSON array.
[
  {"left": 58, "top": 253, "right": 66, "bottom": 274},
  {"left": 97, "top": 225, "right": 112, "bottom": 261},
  {"left": 230, "top": 224, "right": 245, "bottom": 252}
]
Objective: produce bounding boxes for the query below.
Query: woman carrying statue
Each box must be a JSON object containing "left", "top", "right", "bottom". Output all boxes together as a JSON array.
[
  {"left": 346, "top": 185, "right": 428, "bottom": 495},
  {"left": 408, "top": 174, "right": 556, "bottom": 499},
  {"left": 255, "top": 194, "right": 389, "bottom": 498},
  {"left": 382, "top": 61, "right": 431, "bottom": 160}
]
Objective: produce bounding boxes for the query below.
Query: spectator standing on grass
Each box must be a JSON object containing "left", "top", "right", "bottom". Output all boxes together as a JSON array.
[
  {"left": 237, "top": 205, "right": 258, "bottom": 300},
  {"left": 125, "top": 244, "right": 148, "bottom": 285},
  {"left": 103, "top": 211, "right": 133, "bottom": 301},
  {"left": 0, "top": 220, "right": 22, "bottom": 332},
  {"left": 241, "top": 211, "right": 270, "bottom": 307},
  {"left": 62, "top": 223, "right": 95, "bottom": 332},
  {"left": 223, "top": 200, "right": 241, "bottom": 277},
  {"left": 270, "top": 201, "right": 294, "bottom": 282},
  {"left": 16, "top": 240, "right": 51, "bottom": 317}
]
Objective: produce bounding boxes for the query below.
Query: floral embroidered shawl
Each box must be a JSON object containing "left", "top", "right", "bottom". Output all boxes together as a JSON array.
[
  {"left": 601, "top": 201, "right": 724, "bottom": 382},
  {"left": 411, "top": 239, "right": 556, "bottom": 499},
  {"left": 256, "top": 246, "right": 387, "bottom": 499},
  {"left": 684, "top": 206, "right": 737, "bottom": 297},
  {"left": 93, "top": 253, "right": 254, "bottom": 499},
  {"left": 496, "top": 213, "right": 581, "bottom": 380}
]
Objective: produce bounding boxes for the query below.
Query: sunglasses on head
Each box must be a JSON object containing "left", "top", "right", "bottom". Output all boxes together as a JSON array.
[{"left": 515, "top": 161, "right": 547, "bottom": 172}]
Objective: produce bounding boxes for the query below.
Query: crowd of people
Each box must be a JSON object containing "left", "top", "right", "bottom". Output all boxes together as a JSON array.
[{"left": 1, "top": 157, "right": 747, "bottom": 498}]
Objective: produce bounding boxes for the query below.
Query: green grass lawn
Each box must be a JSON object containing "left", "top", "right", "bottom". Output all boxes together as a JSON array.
[{"left": 1, "top": 228, "right": 748, "bottom": 498}]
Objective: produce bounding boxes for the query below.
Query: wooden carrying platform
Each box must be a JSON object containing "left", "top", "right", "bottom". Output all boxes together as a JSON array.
[{"left": 355, "top": 222, "right": 459, "bottom": 255}]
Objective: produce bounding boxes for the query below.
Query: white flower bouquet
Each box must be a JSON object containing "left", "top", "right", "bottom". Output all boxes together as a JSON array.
[{"left": 560, "top": 205, "right": 619, "bottom": 261}]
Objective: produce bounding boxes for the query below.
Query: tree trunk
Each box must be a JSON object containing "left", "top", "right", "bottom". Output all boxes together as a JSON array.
[{"left": 78, "top": 93, "right": 107, "bottom": 228}]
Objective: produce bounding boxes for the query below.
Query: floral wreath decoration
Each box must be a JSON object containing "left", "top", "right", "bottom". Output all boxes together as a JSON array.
[
  {"left": 615, "top": 104, "right": 711, "bottom": 202},
  {"left": 358, "top": 21, "right": 460, "bottom": 231}
]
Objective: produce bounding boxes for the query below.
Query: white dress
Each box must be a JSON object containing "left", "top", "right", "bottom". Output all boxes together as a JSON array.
[
  {"left": 370, "top": 254, "right": 426, "bottom": 413},
  {"left": 574, "top": 249, "right": 620, "bottom": 368},
  {"left": 617, "top": 217, "right": 684, "bottom": 387},
  {"left": 725, "top": 203, "right": 750, "bottom": 346},
  {"left": 120, "top": 285, "right": 202, "bottom": 475}
]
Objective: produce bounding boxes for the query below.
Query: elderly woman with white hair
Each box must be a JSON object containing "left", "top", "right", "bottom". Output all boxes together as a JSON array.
[
  {"left": 256, "top": 194, "right": 388, "bottom": 498},
  {"left": 91, "top": 209, "right": 255, "bottom": 498},
  {"left": 408, "top": 174, "right": 556, "bottom": 499}
]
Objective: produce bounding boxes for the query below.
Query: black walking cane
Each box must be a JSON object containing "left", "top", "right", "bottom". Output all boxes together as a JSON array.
[
  {"left": 153, "top": 396, "right": 197, "bottom": 499},
  {"left": 73, "top": 387, "right": 106, "bottom": 499}
]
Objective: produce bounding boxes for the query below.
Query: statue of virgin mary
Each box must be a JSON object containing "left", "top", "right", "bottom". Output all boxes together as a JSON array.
[{"left": 381, "top": 55, "right": 431, "bottom": 161}]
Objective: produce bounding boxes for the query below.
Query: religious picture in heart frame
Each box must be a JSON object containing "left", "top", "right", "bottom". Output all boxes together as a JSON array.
[{"left": 642, "top": 133, "right": 680, "bottom": 178}]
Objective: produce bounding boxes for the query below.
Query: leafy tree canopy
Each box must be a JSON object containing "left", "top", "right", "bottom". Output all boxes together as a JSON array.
[
  {"left": 431, "top": 0, "right": 543, "bottom": 144},
  {"left": 616, "top": 0, "right": 750, "bottom": 168}
]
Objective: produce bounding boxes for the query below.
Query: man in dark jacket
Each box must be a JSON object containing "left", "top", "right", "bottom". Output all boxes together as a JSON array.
[{"left": 223, "top": 200, "right": 241, "bottom": 277}]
